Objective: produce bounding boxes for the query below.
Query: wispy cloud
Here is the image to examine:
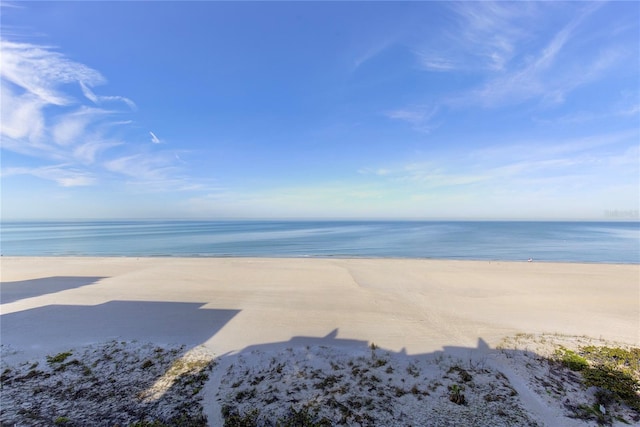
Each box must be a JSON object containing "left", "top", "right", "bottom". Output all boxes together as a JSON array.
[
  {"left": 0, "top": 2, "right": 25, "bottom": 9},
  {"left": 0, "top": 37, "right": 184, "bottom": 189},
  {"left": 466, "top": 21, "right": 618, "bottom": 108},
  {"left": 73, "top": 138, "right": 122, "bottom": 165},
  {"left": 362, "top": 161, "right": 489, "bottom": 189},
  {"left": 472, "top": 129, "right": 638, "bottom": 162},
  {"left": 80, "top": 81, "right": 137, "bottom": 110},
  {"left": 411, "top": 1, "right": 630, "bottom": 112},
  {"left": 414, "top": 54, "right": 457, "bottom": 72},
  {"left": 1, "top": 40, "right": 104, "bottom": 105},
  {"left": 1, "top": 39, "right": 116, "bottom": 163},
  {"left": 352, "top": 39, "right": 395, "bottom": 72},
  {"left": 185, "top": 182, "right": 396, "bottom": 218},
  {"left": 533, "top": 102, "right": 640, "bottom": 125},
  {"left": 0, "top": 81, "right": 46, "bottom": 146},
  {"left": 149, "top": 131, "right": 161, "bottom": 144},
  {"left": 417, "top": 2, "right": 534, "bottom": 73},
  {"left": 358, "top": 167, "right": 392, "bottom": 177},
  {"left": 105, "top": 153, "right": 176, "bottom": 181},
  {"left": 385, "top": 105, "right": 439, "bottom": 132},
  {"left": 103, "top": 151, "right": 200, "bottom": 192},
  {"left": 2, "top": 164, "right": 95, "bottom": 187},
  {"left": 51, "top": 106, "right": 111, "bottom": 146}
]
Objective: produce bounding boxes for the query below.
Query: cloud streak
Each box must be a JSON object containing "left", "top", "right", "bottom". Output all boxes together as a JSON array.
[
  {"left": 149, "top": 131, "right": 161, "bottom": 144},
  {"left": 2, "top": 164, "right": 95, "bottom": 187},
  {"left": 80, "top": 81, "right": 137, "bottom": 110}
]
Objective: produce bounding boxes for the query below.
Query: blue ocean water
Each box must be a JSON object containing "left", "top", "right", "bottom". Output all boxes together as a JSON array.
[{"left": 0, "top": 220, "right": 638, "bottom": 263}]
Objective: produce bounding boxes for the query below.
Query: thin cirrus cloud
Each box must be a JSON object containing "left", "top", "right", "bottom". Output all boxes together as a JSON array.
[
  {"left": 102, "top": 152, "right": 198, "bottom": 192},
  {"left": 0, "top": 37, "right": 178, "bottom": 188},
  {"left": 1, "top": 40, "right": 104, "bottom": 106},
  {"left": 417, "top": 1, "right": 533, "bottom": 73},
  {"left": 2, "top": 164, "right": 96, "bottom": 187},
  {"left": 73, "top": 138, "right": 123, "bottom": 165},
  {"left": 1, "top": 81, "right": 47, "bottom": 149},
  {"left": 385, "top": 106, "right": 439, "bottom": 132},
  {"left": 464, "top": 4, "right": 614, "bottom": 108},
  {"left": 80, "top": 81, "right": 137, "bottom": 111},
  {"left": 412, "top": 2, "right": 618, "bottom": 111},
  {"left": 533, "top": 102, "right": 640, "bottom": 125},
  {"left": 415, "top": 54, "right": 457, "bottom": 72},
  {"left": 351, "top": 38, "right": 395, "bottom": 72},
  {"left": 51, "top": 106, "right": 109, "bottom": 146},
  {"left": 104, "top": 154, "right": 176, "bottom": 181}
]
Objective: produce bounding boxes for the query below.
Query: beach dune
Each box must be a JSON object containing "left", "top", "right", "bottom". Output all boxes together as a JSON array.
[{"left": 2, "top": 257, "right": 639, "bottom": 426}]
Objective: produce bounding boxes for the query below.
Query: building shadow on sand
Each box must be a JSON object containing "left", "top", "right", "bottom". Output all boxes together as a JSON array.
[
  {"left": 0, "top": 276, "right": 107, "bottom": 304},
  {"left": 1, "top": 300, "right": 239, "bottom": 350}
]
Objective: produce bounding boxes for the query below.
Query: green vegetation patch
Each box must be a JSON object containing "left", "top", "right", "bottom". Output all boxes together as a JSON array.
[
  {"left": 47, "top": 351, "right": 73, "bottom": 365},
  {"left": 583, "top": 366, "right": 640, "bottom": 411},
  {"left": 581, "top": 346, "right": 640, "bottom": 374},
  {"left": 277, "top": 405, "right": 333, "bottom": 427},
  {"left": 554, "top": 347, "right": 589, "bottom": 372},
  {"left": 222, "top": 405, "right": 260, "bottom": 427},
  {"left": 554, "top": 344, "right": 640, "bottom": 416}
]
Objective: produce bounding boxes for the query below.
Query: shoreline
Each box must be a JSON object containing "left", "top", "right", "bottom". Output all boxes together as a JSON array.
[{"left": 2, "top": 254, "right": 639, "bottom": 264}]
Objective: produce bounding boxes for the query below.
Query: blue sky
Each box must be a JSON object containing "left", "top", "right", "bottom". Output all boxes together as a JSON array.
[{"left": 1, "top": 1, "right": 638, "bottom": 220}]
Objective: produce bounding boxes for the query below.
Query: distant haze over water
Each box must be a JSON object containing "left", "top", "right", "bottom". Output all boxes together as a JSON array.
[{"left": 1, "top": 221, "right": 638, "bottom": 264}]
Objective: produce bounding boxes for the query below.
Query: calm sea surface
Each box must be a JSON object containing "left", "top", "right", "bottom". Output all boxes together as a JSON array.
[{"left": 1, "top": 221, "right": 638, "bottom": 263}]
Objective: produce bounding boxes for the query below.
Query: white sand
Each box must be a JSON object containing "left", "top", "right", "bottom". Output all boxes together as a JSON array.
[
  {"left": 1, "top": 257, "right": 638, "bottom": 425},
  {"left": 2, "top": 257, "right": 637, "bottom": 357}
]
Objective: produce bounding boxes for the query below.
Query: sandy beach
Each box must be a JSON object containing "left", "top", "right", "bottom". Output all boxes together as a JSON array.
[{"left": 1, "top": 257, "right": 639, "bottom": 426}]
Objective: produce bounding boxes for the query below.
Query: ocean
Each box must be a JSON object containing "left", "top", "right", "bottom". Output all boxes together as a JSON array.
[{"left": 0, "top": 220, "right": 638, "bottom": 263}]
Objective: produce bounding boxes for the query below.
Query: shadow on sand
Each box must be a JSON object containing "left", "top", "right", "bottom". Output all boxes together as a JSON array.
[
  {"left": 1, "top": 300, "right": 239, "bottom": 349},
  {"left": 0, "top": 276, "right": 107, "bottom": 304}
]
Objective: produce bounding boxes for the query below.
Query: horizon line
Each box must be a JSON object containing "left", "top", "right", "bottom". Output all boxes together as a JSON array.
[{"left": 1, "top": 217, "right": 639, "bottom": 223}]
